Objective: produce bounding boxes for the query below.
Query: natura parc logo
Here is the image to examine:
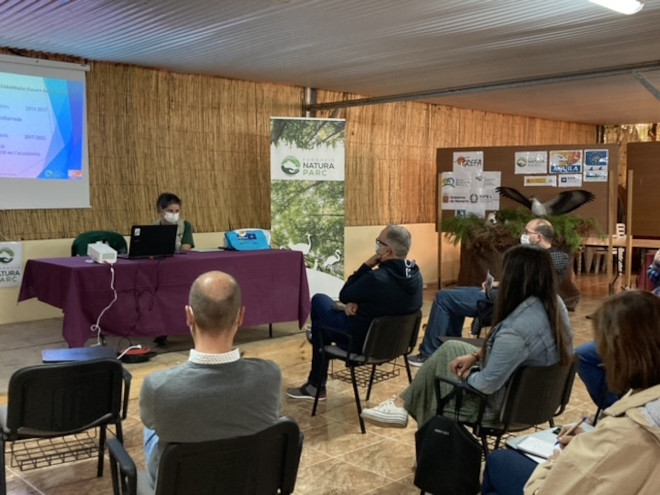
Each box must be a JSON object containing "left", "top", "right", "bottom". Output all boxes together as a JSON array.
[
  {"left": 442, "top": 177, "right": 456, "bottom": 188},
  {"left": 0, "top": 247, "right": 14, "bottom": 264},
  {"left": 281, "top": 156, "right": 302, "bottom": 175}
]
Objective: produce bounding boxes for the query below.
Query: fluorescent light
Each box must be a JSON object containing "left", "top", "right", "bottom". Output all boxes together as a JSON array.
[{"left": 589, "top": 0, "right": 644, "bottom": 15}]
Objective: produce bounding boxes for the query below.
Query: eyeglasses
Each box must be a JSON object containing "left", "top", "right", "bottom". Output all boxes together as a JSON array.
[
  {"left": 375, "top": 237, "right": 389, "bottom": 247},
  {"left": 523, "top": 229, "right": 540, "bottom": 236}
]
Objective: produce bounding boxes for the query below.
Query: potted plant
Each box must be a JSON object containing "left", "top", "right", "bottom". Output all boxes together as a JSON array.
[{"left": 442, "top": 208, "right": 600, "bottom": 286}]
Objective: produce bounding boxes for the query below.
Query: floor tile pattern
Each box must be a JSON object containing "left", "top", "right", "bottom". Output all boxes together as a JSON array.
[{"left": 0, "top": 273, "right": 617, "bottom": 494}]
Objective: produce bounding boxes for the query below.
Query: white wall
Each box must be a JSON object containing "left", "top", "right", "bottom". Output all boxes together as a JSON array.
[{"left": 345, "top": 224, "right": 438, "bottom": 286}]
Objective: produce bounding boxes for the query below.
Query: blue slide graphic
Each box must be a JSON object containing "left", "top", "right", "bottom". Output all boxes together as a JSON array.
[{"left": 0, "top": 72, "right": 85, "bottom": 180}]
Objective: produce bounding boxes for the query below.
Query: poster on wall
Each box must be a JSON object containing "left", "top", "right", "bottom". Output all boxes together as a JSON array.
[
  {"left": 0, "top": 242, "right": 22, "bottom": 287},
  {"left": 583, "top": 149, "right": 609, "bottom": 183},
  {"left": 558, "top": 174, "right": 583, "bottom": 187},
  {"left": 453, "top": 151, "right": 484, "bottom": 177},
  {"left": 270, "top": 117, "right": 345, "bottom": 298},
  {"left": 524, "top": 175, "right": 557, "bottom": 187},
  {"left": 440, "top": 171, "right": 468, "bottom": 209},
  {"left": 549, "top": 150, "right": 583, "bottom": 174},
  {"left": 441, "top": 170, "right": 500, "bottom": 216},
  {"left": 514, "top": 151, "right": 547, "bottom": 174},
  {"left": 477, "top": 171, "right": 501, "bottom": 211}
]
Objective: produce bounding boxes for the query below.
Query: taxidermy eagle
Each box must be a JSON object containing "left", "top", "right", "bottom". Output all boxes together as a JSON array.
[{"left": 495, "top": 187, "right": 595, "bottom": 216}]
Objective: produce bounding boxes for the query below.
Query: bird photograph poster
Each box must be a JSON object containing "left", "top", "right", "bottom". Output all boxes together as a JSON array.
[
  {"left": 270, "top": 117, "right": 346, "bottom": 298},
  {"left": 584, "top": 149, "right": 609, "bottom": 182},
  {"left": 549, "top": 150, "right": 583, "bottom": 174}
]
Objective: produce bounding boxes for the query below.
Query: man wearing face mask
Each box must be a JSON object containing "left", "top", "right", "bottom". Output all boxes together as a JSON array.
[
  {"left": 287, "top": 225, "right": 424, "bottom": 400},
  {"left": 408, "top": 218, "right": 568, "bottom": 367},
  {"left": 140, "top": 271, "right": 281, "bottom": 489},
  {"left": 154, "top": 192, "right": 195, "bottom": 252}
]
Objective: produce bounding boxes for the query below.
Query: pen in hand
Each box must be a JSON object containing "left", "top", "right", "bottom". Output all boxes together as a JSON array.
[{"left": 554, "top": 416, "right": 588, "bottom": 449}]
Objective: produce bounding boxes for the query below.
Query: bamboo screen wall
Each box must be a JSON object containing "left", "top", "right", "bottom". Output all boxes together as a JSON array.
[{"left": 0, "top": 49, "right": 597, "bottom": 241}]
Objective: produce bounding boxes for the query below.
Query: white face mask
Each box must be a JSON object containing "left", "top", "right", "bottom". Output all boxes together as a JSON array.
[
  {"left": 164, "top": 212, "right": 180, "bottom": 224},
  {"left": 520, "top": 234, "right": 531, "bottom": 245}
]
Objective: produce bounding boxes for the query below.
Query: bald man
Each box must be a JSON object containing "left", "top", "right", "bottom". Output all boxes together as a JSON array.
[
  {"left": 140, "top": 271, "right": 282, "bottom": 489},
  {"left": 409, "top": 218, "right": 568, "bottom": 366}
]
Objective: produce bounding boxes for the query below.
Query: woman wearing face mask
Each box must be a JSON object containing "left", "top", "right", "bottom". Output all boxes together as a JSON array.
[{"left": 155, "top": 193, "right": 194, "bottom": 252}]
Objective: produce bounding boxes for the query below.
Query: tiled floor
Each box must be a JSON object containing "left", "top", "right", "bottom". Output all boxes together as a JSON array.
[{"left": 0, "top": 273, "right": 619, "bottom": 494}]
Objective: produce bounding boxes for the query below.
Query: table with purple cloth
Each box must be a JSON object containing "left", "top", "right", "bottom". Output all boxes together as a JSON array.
[{"left": 18, "top": 250, "right": 310, "bottom": 347}]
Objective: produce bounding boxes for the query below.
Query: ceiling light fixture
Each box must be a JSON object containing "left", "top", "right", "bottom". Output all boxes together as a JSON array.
[{"left": 588, "top": 0, "right": 644, "bottom": 15}]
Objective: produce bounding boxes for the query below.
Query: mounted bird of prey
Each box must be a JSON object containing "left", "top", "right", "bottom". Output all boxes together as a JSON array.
[{"left": 495, "top": 187, "right": 595, "bottom": 216}]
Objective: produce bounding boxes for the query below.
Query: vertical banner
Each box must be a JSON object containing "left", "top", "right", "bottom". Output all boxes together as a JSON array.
[
  {"left": 271, "top": 117, "right": 345, "bottom": 298},
  {"left": 0, "top": 242, "right": 23, "bottom": 287}
]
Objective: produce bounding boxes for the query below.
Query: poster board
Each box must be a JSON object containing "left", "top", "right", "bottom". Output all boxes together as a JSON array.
[
  {"left": 436, "top": 144, "right": 617, "bottom": 285},
  {"left": 437, "top": 144, "right": 614, "bottom": 228}
]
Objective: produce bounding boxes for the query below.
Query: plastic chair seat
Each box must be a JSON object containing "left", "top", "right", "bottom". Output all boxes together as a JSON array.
[
  {"left": 107, "top": 417, "right": 303, "bottom": 495},
  {"left": 71, "top": 230, "right": 128, "bottom": 256},
  {"left": 434, "top": 355, "right": 578, "bottom": 456},
  {"left": 311, "top": 311, "right": 423, "bottom": 433}
]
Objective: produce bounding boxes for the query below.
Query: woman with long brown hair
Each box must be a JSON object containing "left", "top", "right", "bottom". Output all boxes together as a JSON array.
[
  {"left": 362, "top": 244, "right": 573, "bottom": 427},
  {"left": 524, "top": 290, "right": 660, "bottom": 494},
  {"left": 483, "top": 290, "right": 660, "bottom": 494}
]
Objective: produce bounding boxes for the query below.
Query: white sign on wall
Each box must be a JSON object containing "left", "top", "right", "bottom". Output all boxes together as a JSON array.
[{"left": 0, "top": 242, "right": 22, "bottom": 287}]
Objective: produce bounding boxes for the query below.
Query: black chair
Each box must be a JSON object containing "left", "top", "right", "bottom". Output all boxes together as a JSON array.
[
  {"left": 107, "top": 417, "right": 303, "bottom": 495},
  {"left": 470, "top": 299, "right": 494, "bottom": 337},
  {"left": 71, "top": 230, "right": 128, "bottom": 256},
  {"left": 311, "top": 311, "right": 423, "bottom": 433},
  {"left": 434, "top": 355, "right": 578, "bottom": 456},
  {"left": 0, "top": 358, "right": 130, "bottom": 494}
]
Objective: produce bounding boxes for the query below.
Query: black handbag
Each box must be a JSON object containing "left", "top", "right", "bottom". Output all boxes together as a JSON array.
[{"left": 414, "top": 386, "right": 482, "bottom": 495}]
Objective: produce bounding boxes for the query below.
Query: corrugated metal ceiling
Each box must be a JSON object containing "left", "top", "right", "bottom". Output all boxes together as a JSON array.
[{"left": 1, "top": 0, "right": 659, "bottom": 124}]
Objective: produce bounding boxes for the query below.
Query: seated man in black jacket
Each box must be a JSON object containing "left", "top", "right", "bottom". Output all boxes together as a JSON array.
[{"left": 287, "top": 225, "right": 424, "bottom": 401}]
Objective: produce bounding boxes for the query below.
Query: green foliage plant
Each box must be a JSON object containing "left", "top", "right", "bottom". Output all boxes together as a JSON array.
[{"left": 441, "top": 208, "right": 601, "bottom": 253}]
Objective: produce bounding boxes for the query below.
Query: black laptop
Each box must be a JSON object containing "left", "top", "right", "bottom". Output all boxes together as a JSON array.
[{"left": 118, "top": 224, "right": 177, "bottom": 259}]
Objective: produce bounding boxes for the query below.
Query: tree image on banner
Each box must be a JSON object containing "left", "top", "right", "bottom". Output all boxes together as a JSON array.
[
  {"left": 271, "top": 118, "right": 345, "bottom": 297},
  {"left": 271, "top": 119, "right": 345, "bottom": 150},
  {"left": 271, "top": 180, "right": 345, "bottom": 276}
]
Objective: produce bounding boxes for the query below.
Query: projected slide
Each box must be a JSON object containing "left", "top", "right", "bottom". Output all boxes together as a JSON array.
[{"left": 0, "top": 72, "right": 84, "bottom": 180}]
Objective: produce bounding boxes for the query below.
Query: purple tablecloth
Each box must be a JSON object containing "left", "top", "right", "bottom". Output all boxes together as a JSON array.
[{"left": 19, "top": 250, "right": 310, "bottom": 347}]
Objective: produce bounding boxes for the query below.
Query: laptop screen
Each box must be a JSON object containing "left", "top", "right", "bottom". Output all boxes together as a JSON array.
[{"left": 125, "top": 224, "right": 178, "bottom": 258}]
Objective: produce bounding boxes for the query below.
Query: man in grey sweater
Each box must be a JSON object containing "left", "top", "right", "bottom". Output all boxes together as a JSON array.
[{"left": 140, "top": 271, "right": 282, "bottom": 488}]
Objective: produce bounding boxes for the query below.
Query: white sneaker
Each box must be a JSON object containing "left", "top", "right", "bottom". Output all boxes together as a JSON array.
[{"left": 361, "top": 397, "right": 408, "bottom": 427}]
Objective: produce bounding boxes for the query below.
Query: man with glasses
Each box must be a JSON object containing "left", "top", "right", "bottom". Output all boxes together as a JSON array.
[
  {"left": 287, "top": 225, "right": 423, "bottom": 400},
  {"left": 409, "top": 218, "right": 568, "bottom": 367}
]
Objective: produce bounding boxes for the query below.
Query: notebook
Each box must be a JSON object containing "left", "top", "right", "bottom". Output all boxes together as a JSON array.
[
  {"left": 506, "top": 422, "right": 595, "bottom": 463},
  {"left": 118, "top": 224, "right": 177, "bottom": 259}
]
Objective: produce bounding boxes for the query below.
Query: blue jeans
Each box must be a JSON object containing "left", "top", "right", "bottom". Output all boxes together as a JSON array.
[
  {"left": 576, "top": 341, "right": 618, "bottom": 409},
  {"left": 144, "top": 426, "right": 159, "bottom": 488},
  {"left": 418, "top": 287, "right": 486, "bottom": 357},
  {"left": 307, "top": 293, "right": 353, "bottom": 389},
  {"left": 481, "top": 449, "right": 537, "bottom": 495}
]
